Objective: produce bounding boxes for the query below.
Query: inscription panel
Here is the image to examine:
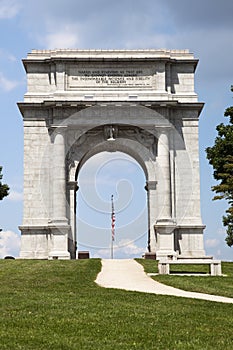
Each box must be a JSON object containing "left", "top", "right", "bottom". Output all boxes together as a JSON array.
[{"left": 67, "top": 65, "right": 157, "bottom": 90}]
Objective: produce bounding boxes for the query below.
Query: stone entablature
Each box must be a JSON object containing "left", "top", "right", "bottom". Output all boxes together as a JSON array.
[
  {"left": 23, "top": 49, "right": 198, "bottom": 103},
  {"left": 18, "top": 49, "right": 206, "bottom": 260}
]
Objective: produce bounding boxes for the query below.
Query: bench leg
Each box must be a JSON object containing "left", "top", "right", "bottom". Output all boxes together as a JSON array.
[
  {"left": 158, "top": 263, "right": 170, "bottom": 275},
  {"left": 210, "top": 263, "right": 222, "bottom": 276}
]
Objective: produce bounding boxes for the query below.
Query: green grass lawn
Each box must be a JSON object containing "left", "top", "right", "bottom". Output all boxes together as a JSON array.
[
  {"left": 0, "top": 259, "right": 233, "bottom": 350},
  {"left": 138, "top": 259, "right": 233, "bottom": 298}
]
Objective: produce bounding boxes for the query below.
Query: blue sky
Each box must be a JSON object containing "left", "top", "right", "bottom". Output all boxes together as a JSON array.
[{"left": 0, "top": 0, "right": 233, "bottom": 259}]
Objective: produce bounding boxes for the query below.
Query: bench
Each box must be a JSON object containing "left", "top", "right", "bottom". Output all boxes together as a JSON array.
[{"left": 158, "top": 258, "right": 222, "bottom": 276}]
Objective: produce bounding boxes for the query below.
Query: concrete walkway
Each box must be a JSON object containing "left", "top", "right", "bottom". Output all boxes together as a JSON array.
[{"left": 95, "top": 259, "right": 233, "bottom": 304}]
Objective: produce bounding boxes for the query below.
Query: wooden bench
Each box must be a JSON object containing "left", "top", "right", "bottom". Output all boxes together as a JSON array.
[{"left": 158, "top": 258, "right": 222, "bottom": 276}]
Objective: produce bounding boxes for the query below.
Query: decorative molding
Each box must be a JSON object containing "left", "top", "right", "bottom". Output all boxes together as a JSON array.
[
  {"left": 66, "top": 124, "right": 158, "bottom": 169},
  {"left": 145, "top": 181, "right": 157, "bottom": 191}
]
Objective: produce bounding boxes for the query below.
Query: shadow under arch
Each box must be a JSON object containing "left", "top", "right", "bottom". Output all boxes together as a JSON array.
[{"left": 67, "top": 123, "right": 158, "bottom": 184}]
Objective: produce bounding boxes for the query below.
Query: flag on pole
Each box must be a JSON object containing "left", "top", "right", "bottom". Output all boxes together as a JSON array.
[{"left": 111, "top": 195, "right": 115, "bottom": 241}]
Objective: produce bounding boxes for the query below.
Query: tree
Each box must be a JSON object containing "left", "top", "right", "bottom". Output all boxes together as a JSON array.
[
  {"left": 0, "top": 166, "right": 9, "bottom": 201},
  {"left": 206, "top": 86, "right": 233, "bottom": 246}
]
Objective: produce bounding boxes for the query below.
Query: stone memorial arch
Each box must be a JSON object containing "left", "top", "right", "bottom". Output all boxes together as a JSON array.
[{"left": 18, "top": 49, "right": 206, "bottom": 260}]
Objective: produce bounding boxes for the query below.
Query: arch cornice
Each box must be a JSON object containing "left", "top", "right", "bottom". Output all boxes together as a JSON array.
[{"left": 17, "top": 101, "right": 204, "bottom": 123}]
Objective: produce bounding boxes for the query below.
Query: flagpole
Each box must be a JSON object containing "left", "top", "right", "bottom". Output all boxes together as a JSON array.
[
  {"left": 111, "top": 233, "right": 113, "bottom": 259},
  {"left": 111, "top": 194, "right": 115, "bottom": 259}
]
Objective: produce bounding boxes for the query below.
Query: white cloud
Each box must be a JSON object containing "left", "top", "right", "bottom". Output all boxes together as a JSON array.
[
  {"left": 217, "top": 228, "right": 226, "bottom": 236},
  {"left": 92, "top": 249, "right": 110, "bottom": 259},
  {"left": 8, "top": 190, "right": 23, "bottom": 202},
  {"left": 0, "top": 72, "right": 20, "bottom": 92},
  {"left": 205, "top": 239, "right": 220, "bottom": 248},
  {"left": 0, "top": 230, "right": 21, "bottom": 258},
  {"left": 0, "top": 0, "right": 21, "bottom": 19},
  {"left": 20, "top": 0, "right": 168, "bottom": 49},
  {"left": 8, "top": 54, "right": 16, "bottom": 62},
  {"left": 93, "top": 239, "right": 145, "bottom": 258},
  {"left": 216, "top": 249, "right": 222, "bottom": 257},
  {"left": 0, "top": 49, "right": 17, "bottom": 62},
  {"left": 41, "top": 25, "right": 79, "bottom": 49},
  {"left": 117, "top": 239, "right": 145, "bottom": 255}
]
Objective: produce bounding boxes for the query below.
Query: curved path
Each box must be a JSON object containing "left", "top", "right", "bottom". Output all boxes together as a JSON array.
[{"left": 95, "top": 259, "right": 233, "bottom": 304}]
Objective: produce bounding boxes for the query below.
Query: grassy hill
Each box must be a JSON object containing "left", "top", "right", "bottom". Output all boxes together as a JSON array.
[{"left": 0, "top": 259, "right": 233, "bottom": 349}]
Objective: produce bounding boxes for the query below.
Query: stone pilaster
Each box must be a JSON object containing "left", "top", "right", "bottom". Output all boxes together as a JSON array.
[
  {"left": 49, "top": 126, "right": 70, "bottom": 259},
  {"left": 68, "top": 181, "right": 78, "bottom": 259},
  {"left": 155, "top": 127, "right": 176, "bottom": 258},
  {"left": 156, "top": 127, "right": 172, "bottom": 219},
  {"left": 145, "top": 180, "right": 157, "bottom": 252},
  {"left": 52, "top": 127, "right": 67, "bottom": 223}
]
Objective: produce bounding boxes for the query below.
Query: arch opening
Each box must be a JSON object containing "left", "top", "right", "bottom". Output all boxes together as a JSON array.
[{"left": 76, "top": 151, "right": 148, "bottom": 259}]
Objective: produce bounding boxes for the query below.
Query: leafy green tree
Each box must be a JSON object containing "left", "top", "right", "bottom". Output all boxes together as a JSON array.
[
  {"left": 206, "top": 86, "right": 233, "bottom": 246},
  {"left": 0, "top": 166, "right": 9, "bottom": 201}
]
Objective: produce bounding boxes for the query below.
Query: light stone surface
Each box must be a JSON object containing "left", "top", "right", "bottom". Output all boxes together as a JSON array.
[
  {"left": 18, "top": 49, "right": 206, "bottom": 260},
  {"left": 96, "top": 260, "right": 229, "bottom": 303},
  {"left": 158, "top": 259, "right": 222, "bottom": 276}
]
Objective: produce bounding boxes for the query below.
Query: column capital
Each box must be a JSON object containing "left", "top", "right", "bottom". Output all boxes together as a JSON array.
[
  {"left": 155, "top": 219, "right": 176, "bottom": 230},
  {"left": 145, "top": 180, "right": 157, "bottom": 191},
  {"left": 49, "top": 125, "right": 67, "bottom": 136},
  {"left": 50, "top": 126, "right": 67, "bottom": 144},
  {"left": 68, "top": 181, "right": 78, "bottom": 191},
  {"left": 155, "top": 126, "right": 172, "bottom": 137}
]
